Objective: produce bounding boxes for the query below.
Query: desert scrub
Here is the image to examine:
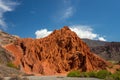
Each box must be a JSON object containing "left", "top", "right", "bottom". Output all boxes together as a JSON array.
[
  {"left": 95, "top": 70, "right": 111, "bottom": 79},
  {"left": 67, "top": 70, "right": 120, "bottom": 80},
  {"left": 87, "top": 71, "right": 97, "bottom": 77},
  {"left": 7, "top": 62, "right": 18, "bottom": 69},
  {"left": 67, "top": 70, "right": 96, "bottom": 77},
  {"left": 79, "top": 72, "right": 89, "bottom": 77},
  {"left": 104, "top": 71, "right": 120, "bottom": 80},
  {"left": 67, "top": 70, "right": 81, "bottom": 77}
]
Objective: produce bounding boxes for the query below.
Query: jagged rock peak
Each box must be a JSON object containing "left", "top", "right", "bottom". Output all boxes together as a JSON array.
[{"left": 49, "top": 26, "right": 77, "bottom": 38}]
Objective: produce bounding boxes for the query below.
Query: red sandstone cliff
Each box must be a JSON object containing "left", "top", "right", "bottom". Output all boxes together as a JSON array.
[{"left": 5, "top": 26, "right": 108, "bottom": 75}]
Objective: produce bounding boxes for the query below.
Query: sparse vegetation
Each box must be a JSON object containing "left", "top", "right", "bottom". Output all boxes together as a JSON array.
[
  {"left": 87, "top": 71, "right": 97, "bottom": 77},
  {"left": 67, "top": 70, "right": 81, "bottom": 77},
  {"left": 104, "top": 71, "right": 120, "bottom": 80},
  {"left": 95, "top": 70, "right": 111, "bottom": 79},
  {"left": 7, "top": 62, "right": 18, "bottom": 69},
  {"left": 67, "top": 70, "right": 120, "bottom": 80}
]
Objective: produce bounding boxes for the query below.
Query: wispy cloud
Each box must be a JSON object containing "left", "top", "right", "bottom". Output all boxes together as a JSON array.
[
  {"left": 61, "top": 7, "right": 73, "bottom": 20},
  {"left": 0, "top": 0, "right": 18, "bottom": 30},
  {"left": 61, "top": 0, "right": 74, "bottom": 20},
  {"left": 52, "top": 0, "right": 75, "bottom": 22},
  {"left": 35, "top": 25, "right": 106, "bottom": 41}
]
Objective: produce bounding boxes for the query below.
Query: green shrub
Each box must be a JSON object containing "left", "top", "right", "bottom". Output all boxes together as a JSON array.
[
  {"left": 67, "top": 70, "right": 120, "bottom": 80},
  {"left": 79, "top": 72, "right": 89, "bottom": 77},
  {"left": 87, "top": 71, "right": 97, "bottom": 77},
  {"left": 104, "top": 74, "right": 120, "bottom": 80},
  {"left": 108, "top": 71, "right": 120, "bottom": 80},
  {"left": 67, "top": 70, "right": 81, "bottom": 77},
  {"left": 7, "top": 62, "right": 18, "bottom": 69},
  {"left": 67, "top": 71, "right": 96, "bottom": 77},
  {"left": 96, "top": 70, "right": 111, "bottom": 79}
]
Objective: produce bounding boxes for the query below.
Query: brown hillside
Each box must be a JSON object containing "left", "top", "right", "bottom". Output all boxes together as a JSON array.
[{"left": 5, "top": 26, "right": 108, "bottom": 75}]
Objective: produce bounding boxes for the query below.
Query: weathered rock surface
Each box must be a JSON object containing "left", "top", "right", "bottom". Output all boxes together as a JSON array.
[
  {"left": 0, "top": 30, "right": 18, "bottom": 46},
  {"left": 5, "top": 26, "right": 108, "bottom": 75}
]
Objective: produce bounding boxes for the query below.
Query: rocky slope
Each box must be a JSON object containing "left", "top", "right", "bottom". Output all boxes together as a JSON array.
[
  {"left": 0, "top": 45, "right": 14, "bottom": 64},
  {"left": 0, "top": 30, "right": 25, "bottom": 77},
  {"left": 83, "top": 39, "right": 120, "bottom": 61},
  {"left": 91, "top": 42, "right": 120, "bottom": 61},
  {"left": 0, "top": 30, "right": 18, "bottom": 46},
  {"left": 82, "top": 39, "right": 107, "bottom": 47},
  {"left": 5, "top": 26, "right": 108, "bottom": 75}
]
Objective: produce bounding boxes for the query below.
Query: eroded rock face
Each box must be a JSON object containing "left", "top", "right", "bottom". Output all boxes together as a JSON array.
[{"left": 5, "top": 26, "right": 108, "bottom": 75}]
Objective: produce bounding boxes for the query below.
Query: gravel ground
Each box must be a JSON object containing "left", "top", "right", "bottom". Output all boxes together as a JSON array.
[{"left": 5, "top": 76, "right": 101, "bottom": 80}]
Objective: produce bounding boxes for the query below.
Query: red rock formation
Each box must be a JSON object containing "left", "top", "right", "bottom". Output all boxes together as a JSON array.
[{"left": 5, "top": 26, "right": 108, "bottom": 75}]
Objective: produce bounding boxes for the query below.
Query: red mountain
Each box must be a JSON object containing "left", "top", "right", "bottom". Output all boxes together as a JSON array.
[{"left": 5, "top": 26, "right": 108, "bottom": 75}]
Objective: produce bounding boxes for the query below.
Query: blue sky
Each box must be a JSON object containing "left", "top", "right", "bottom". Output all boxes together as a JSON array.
[{"left": 0, "top": 0, "right": 120, "bottom": 41}]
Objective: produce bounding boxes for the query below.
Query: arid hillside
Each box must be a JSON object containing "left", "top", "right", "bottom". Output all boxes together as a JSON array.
[{"left": 83, "top": 39, "right": 120, "bottom": 61}]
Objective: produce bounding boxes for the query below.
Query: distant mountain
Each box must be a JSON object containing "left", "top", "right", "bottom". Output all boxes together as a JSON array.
[
  {"left": 82, "top": 39, "right": 120, "bottom": 61},
  {"left": 5, "top": 26, "right": 108, "bottom": 75},
  {"left": 82, "top": 39, "right": 107, "bottom": 47}
]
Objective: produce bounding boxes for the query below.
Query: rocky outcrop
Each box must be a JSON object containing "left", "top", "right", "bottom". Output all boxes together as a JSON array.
[
  {"left": 0, "top": 30, "right": 18, "bottom": 46},
  {"left": 5, "top": 26, "right": 108, "bottom": 75}
]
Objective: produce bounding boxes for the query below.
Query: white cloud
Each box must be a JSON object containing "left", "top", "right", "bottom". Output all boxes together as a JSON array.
[
  {"left": 70, "top": 25, "right": 98, "bottom": 40},
  {"left": 35, "top": 29, "right": 52, "bottom": 38},
  {"left": 98, "top": 37, "right": 106, "bottom": 41},
  {"left": 35, "top": 25, "right": 106, "bottom": 41},
  {"left": 0, "top": 0, "right": 18, "bottom": 29},
  {"left": 70, "top": 25, "right": 106, "bottom": 41}
]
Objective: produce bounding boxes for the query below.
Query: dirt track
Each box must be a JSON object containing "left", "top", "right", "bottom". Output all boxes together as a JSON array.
[{"left": 5, "top": 76, "right": 101, "bottom": 80}]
